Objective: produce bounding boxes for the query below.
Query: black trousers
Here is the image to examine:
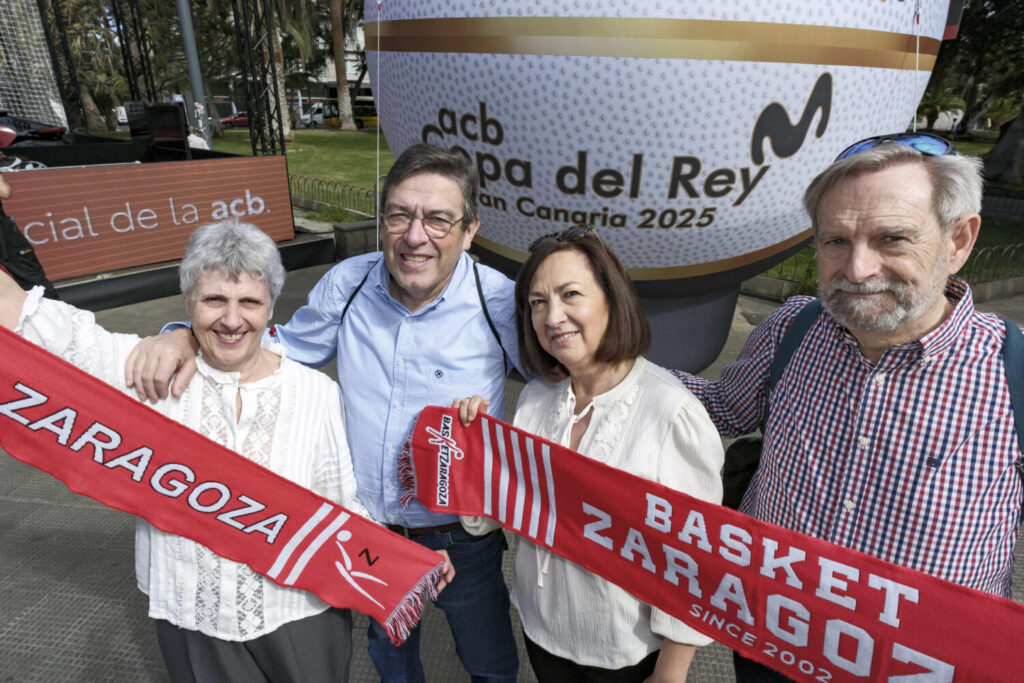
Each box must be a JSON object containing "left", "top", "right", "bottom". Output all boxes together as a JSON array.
[
  {"left": 523, "top": 630, "right": 659, "bottom": 683},
  {"left": 733, "top": 650, "right": 796, "bottom": 683},
  {"left": 154, "top": 608, "right": 353, "bottom": 683}
]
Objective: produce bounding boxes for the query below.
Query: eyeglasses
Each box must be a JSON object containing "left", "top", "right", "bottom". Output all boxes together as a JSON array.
[
  {"left": 834, "top": 132, "right": 956, "bottom": 162},
  {"left": 528, "top": 224, "right": 603, "bottom": 251},
  {"left": 382, "top": 211, "right": 464, "bottom": 238}
]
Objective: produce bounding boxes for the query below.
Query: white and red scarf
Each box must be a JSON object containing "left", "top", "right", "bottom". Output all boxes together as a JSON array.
[
  {"left": 0, "top": 327, "right": 442, "bottom": 645},
  {"left": 410, "top": 405, "right": 1024, "bottom": 682}
]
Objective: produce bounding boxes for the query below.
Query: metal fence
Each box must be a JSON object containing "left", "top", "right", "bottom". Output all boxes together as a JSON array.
[
  {"left": 766, "top": 241, "right": 1024, "bottom": 294},
  {"left": 961, "top": 242, "right": 1024, "bottom": 283},
  {"left": 289, "top": 176, "right": 377, "bottom": 218},
  {"left": 288, "top": 176, "right": 1022, "bottom": 288}
]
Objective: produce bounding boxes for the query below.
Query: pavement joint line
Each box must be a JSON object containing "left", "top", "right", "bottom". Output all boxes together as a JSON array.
[{"left": 0, "top": 493, "right": 101, "bottom": 508}]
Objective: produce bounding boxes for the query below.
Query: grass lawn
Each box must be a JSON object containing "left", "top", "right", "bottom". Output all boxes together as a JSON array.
[{"left": 213, "top": 128, "right": 393, "bottom": 190}]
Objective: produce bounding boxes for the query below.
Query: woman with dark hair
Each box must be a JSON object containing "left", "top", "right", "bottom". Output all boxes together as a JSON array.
[{"left": 456, "top": 225, "right": 723, "bottom": 682}]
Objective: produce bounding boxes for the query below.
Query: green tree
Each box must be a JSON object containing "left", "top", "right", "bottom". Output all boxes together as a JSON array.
[
  {"left": 917, "top": 88, "right": 965, "bottom": 130},
  {"left": 927, "top": 0, "right": 1024, "bottom": 132}
]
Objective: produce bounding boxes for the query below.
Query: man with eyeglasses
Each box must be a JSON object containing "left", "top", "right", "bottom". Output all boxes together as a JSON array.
[
  {"left": 125, "top": 143, "right": 520, "bottom": 682},
  {"left": 674, "top": 133, "right": 1024, "bottom": 682}
]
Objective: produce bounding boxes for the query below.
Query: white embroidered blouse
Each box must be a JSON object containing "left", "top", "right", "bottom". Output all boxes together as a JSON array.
[
  {"left": 16, "top": 288, "right": 370, "bottom": 641},
  {"left": 464, "top": 356, "right": 725, "bottom": 668}
]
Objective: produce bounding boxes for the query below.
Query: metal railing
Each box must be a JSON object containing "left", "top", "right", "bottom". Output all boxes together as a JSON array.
[
  {"left": 289, "top": 176, "right": 377, "bottom": 218},
  {"left": 960, "top": 243, "right": 1024, "bottom": 283},
  {"left": 765, "top": 241, "right": 1024, "bottom": 294}
]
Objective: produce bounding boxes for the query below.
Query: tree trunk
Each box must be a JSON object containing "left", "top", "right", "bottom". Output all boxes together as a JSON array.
[
  {"left": 79, "top": 87, "right": 109, "bottom": 131},
  {"left": 272, "top": 26, "right": 293, "bottom": 143},
  {"left": 330, "top": 0, "right": 355, "bottom": 130},
  {"left": 983, "top": 115, "right": 1024, "bottom": 184}
]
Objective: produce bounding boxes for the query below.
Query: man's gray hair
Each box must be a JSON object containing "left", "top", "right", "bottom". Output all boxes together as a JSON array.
[
  {"left": 804, "top": 143, "right": 984, "bottom": 233},
  {"left": 179, "top": 221, "right": 285, "bottom": 307}
]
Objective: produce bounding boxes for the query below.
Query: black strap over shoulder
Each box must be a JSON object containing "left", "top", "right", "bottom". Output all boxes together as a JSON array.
[
  {"left": 766, "top": 299, "right": 823, "bottom": 403},
  {"left": 473, "top": 261, "right": 510, "bottom": 375},
  {"left": 338, "top": 258, "right": 378, "bottom": 326},
  {"left": 1002, "top": 319, "right": 1024, "bottom": 483},
  {"left": 337, "top": 257, "right": 511, "bottom": 376}
]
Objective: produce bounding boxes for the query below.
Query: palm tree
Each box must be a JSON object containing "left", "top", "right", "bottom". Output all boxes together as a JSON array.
[
  {"left": 330, "top": 0, "right": 363, "bottom": 130},
  {"left": 917, "top": 88, "right": 966, "bottom": 131}
]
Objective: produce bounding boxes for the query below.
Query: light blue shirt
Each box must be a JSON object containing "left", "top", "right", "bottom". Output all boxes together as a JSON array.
[{"left": 273, "top": 251, "right": 519, "bottom": 526}]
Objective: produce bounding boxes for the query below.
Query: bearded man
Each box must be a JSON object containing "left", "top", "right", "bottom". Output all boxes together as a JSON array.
[{"left": 674, "top": 134, "right": 1023, "bottom": 683}]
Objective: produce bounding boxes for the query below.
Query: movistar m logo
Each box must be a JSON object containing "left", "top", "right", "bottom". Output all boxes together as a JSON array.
[{"left": 750, "top": 72, "right": 832, "bottom": 165}]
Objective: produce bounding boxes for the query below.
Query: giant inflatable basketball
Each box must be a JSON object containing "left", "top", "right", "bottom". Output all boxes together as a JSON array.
[{"left": 365, "top": 1, "right": 954, "bottom": 370}]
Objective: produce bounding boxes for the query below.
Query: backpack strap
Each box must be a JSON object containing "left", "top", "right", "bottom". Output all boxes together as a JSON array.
[
  {"left": 1001, "top": 318, "right": 1024, "bottom": 466},
  {"left": 473, "top": 261, "right": 510, "bottom": 375},
  {"left": 768, "top": 299, "right": 823, "bottom": 393},
  {"left": 758, "top": 298, "right": 822, "bottom": 434},
  {"left": 339, "top": 258, "right": 379, "bottom": 326}
]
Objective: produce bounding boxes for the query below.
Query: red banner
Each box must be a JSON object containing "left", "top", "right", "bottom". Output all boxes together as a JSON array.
[
  {"left": 0, "top": 327, "right": 440, "bottom": 645},
  {"left": 411, "top": 406, "right": 1024, "bottom": 682}
]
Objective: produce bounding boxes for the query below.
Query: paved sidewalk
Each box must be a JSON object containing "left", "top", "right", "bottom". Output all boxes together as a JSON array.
[{"left": 1, "top": 263, "right": 1022, "bottom": 681}]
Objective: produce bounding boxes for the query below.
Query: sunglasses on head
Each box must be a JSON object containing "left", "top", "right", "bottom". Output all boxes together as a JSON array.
[
  {"left": 834, "top": 132, "right": 956, "bottom": 162},
  {"left": 528, "top": 224, "right": 603, "bottom": 251}
]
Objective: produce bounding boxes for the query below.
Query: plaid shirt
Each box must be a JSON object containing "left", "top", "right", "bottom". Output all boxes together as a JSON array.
[{"left": 676, "top": 276, "right": 1023, "bottom": 597}]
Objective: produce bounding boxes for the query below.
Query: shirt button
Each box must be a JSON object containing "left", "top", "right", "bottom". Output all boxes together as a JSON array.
[
  {"left": 857, "top": 436, "right": 869, "bottom": 447},
  {"left": 386, "top": 481, "right": 394, "bottom": 489},
  {"left": 921, "top": 355, "right": 933, "bottom": 365},
  {"left": 843, "top": 500, "right": 855, "bottom": 510},
  {"left": 389, "top": 514, "right": 396, "bottom": 522},
  {"left": 873, "top": 373, "right": 886, "bottom": 384},
  {"left": 397, "top": 358, "right": 404, "bottom": 366},
  {"left": 393, "top": 401, "right": 400, "bottom": 409}
]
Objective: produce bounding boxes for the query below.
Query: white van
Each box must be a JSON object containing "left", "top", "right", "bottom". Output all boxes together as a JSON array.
[{"left": 301, "top": 102, "right": 324, "bottom": 128}]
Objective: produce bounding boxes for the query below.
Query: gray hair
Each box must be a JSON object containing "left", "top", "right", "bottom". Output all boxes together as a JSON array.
[
  {"left": 380, "top": 143, "right": 479, "bottom": 227},
  {"left": 804, "top": 143, "right": 983, "bottom": 233},
  {"left": 179, "top": 221, "right": 285, "bottom": 307}
]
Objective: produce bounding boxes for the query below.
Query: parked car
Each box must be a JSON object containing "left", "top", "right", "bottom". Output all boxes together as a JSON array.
[
  {"left": 0, "top": 113, "right": 66, "bottom": 147},
  {"left": 220, "top": 112, "right": 249, "bottom": 129}
]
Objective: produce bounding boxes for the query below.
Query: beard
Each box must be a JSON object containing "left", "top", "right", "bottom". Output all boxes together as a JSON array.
[{"left": 819, "top": 262, "right": 949, "bottom": 334}]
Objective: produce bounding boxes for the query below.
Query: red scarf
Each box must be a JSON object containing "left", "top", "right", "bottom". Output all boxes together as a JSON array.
[
  {"left": 410, "top": 405, "right": 1024, "bottom": 682},
  {"left": 0, "top": 327, "right": 441, "bottom": 645}
]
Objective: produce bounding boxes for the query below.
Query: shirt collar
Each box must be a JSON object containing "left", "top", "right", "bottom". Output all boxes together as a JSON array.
[
  {"left": 917, "top": 275, "right": 974, "bottom": 358},
  {"left": 825, "top": 275, "right": 973, "bottom": 360},
  {"left": 196, "top": 341, "right": 287, "bottom": 388},
  {"left": 557, "top": 356, "right": 645, "bottom": 413}
]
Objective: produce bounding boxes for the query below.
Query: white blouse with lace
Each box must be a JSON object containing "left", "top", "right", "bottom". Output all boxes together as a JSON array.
[
  {"left": 464, "top": 356, "right": 724, "bottom": 668},
  {"left": 16, "top": 288, "right": 370, "bottom": 641}
]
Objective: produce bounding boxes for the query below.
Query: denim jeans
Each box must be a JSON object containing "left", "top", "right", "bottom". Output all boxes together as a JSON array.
[{"left": 367, "top": 527, "right": 519, "bottom": 683}]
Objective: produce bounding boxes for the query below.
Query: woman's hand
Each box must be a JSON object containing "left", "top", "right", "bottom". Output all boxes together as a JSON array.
[
  {"left": 452, "top": 395, "right": 490, "bottom": 427},
  {"left": 434, "top": 549, "right": 456, "bottom": 593}
]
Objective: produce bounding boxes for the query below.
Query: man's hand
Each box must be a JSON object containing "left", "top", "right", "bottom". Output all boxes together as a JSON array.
[
  {"left": 434, "top": 549, "right": 456, "bottom": 593},
  {"left": 0, "top": 172, "right": 12, "bottom": 200},
  {"left": 125, "top": 327, "right": 199, "bottom": 402}
]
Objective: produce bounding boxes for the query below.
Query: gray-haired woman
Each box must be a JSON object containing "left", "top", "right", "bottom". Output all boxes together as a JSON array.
[{"left": 0, "top": 221, "right": 451, "bottom": 682}]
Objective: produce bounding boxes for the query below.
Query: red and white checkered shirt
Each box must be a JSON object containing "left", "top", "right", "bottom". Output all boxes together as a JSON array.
[{"left": 676, "top": 276, "right": 1023, "bottom": 597}]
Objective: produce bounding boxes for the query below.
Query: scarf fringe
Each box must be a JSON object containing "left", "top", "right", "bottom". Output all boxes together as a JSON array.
[
  {"left": 398, "top": 445, "right": 416, "bottom": 508},
  {"left": 382, "top": 560, "right": 444, "bottom": 645}
]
